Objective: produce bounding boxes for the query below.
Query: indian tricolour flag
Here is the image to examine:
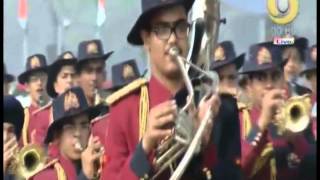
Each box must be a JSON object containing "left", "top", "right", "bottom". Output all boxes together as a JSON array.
[
  {"left": 96, "top": 0, "right": 106, "bottom": 27},
  {"left": 18, "top": 0, "right": 28, "bottom": 30}
]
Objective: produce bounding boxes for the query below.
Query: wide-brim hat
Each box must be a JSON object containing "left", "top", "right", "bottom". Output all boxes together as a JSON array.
[
  {"left": 280, "top": 37, "right": 309, "bottom": 61},
  {"left": 4, "top": 95, "right": 24, "bottom": 139},
  {"left": 107, "top": 59, "right": 142, "bottom": 91},
  {"left": 18, "top": 54, "right": 48, "bottom": 84},
  {"left": 210, "top": 41, "right": 245, "bottom": 70},
  {"left": 4, "top": 63, "right": 15, "bottom": 83},
  {"left": 127, "top": 0, "right": 195, "bottom": 45},
  {"left": 300, "top": 57, "right": 317, "bottom": 76},
  {"left": 239, "top": 41, "right": 287, "bottom": 74},
  {"left": 46, "top": 51, "right": 78, "bottom": 98},
  {"left": 44, "top": 87, "right": 102, "bottom": 144},
  {"left": 77, "top": 39, "right": 113, "bottom": 70}
]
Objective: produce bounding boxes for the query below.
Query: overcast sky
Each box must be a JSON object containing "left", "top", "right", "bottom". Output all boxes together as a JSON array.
[{"left": 4, "top": 0, "right": 317, "bottom": 80}]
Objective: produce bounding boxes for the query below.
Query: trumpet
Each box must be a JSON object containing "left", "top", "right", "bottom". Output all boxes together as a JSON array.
[
  {"left": 75, "top": 138, "right": 104, "bottom": 178},
  {"left": 276, "top": 94, "right": 312, "bottom": 135},
  {"left": 8, "top": 144, "right": 47, "bottom": 179}
]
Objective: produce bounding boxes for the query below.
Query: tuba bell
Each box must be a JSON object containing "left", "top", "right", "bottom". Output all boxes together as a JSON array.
[
  {"left": 9, "top": 144, "right": 47, "bottom": 179},
  {"left": 277, "top": 94, "right": 312, "bottom": 135}
]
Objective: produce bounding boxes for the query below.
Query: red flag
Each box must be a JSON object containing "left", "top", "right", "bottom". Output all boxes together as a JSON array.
[{"left": 18, "top": 0, "right": 28, "bottom": 29}]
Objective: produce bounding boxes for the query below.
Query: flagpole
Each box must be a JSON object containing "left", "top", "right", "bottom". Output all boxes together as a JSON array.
[
  {"left": 95, "top": 25, "right": 101, "bottom": 39},
  {"left": 57, "top": 21, "right": 62, "bottom": 55},
  {"left": 57, "top": 17, "right": 71, "bottom": 55},
  {"left": 23, "top": 29, "right": 28, "bottom": 64},
  {"left": 96, "top": 0, "right": 106, "bottom": 39},
  {"left": 18, "top": 0, "right": 28, "bottom": 64}
]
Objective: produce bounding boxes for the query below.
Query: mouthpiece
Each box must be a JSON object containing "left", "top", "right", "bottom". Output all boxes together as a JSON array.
[
  {"left": 75, "top": 141, "right": 83, "bottom": 151},
  {"left": 169, "top": 47, "right": 181, "bottom": 57}
]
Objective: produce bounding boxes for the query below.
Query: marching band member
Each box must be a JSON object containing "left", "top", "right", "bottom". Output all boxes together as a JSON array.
[
  {"left": 31, "top": 51, "right": 78, "bottom": 146},
  {"left": 281, "top": 37, "right": 311, "bottom": 96},
  {"left": 210, "top": 41, "right": 245, "bottom": 97},
  {"left": 4, "top": 95, "right": 24, "bottom": 179},
  {"left": 102, "top": 0, "right": 241, "bottom": 179},
  {"left": 30, "top": 87, "right": 104, "bottom": 180},
  {"left": 300, "top": 45, "right": 317, "bottom": 139},
  {"left": 238, "top": 41, "right": 314, "bottom": 180},
  {"left": 18, "top": 54, "right": 50, "bottom": 146}
]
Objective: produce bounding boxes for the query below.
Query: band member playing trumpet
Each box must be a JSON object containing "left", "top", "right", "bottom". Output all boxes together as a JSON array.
[
  {"left": 30, "top": 87, "right": 104, "bottom": 180},
  {"left": 75, "top": 40, "right": 113, "bottom": 156},
  {"left": 102, "top": 0, "right": 243, "bottom": 179},
  {"left": 238, "top": 41, "right": 315, "bottom": 180},
  {"left": 4, "top": 96, "right": 25, "bottom": 179},
  {"left": 31, "top": 51, "right": 78, "bottom": 146},
  {"left": 75, "top": 39, "right": 113, "bottom": 107}
]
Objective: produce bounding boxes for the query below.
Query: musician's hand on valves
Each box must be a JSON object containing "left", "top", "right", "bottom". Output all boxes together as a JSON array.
[
  {"left": 197, "top": 94, "right": 221, "bottom": 148},
  {"left": 142, "top": 100, "right": 178, "bottom": 154},
  {"left": 3, "top": 135, "right": 18, "bottom": 174},
  {"left": 81, "top": 135, "right": 104, "bottom": 179},
  {"left": 258, "top": 89, "right": 287, "bottom": 131}
]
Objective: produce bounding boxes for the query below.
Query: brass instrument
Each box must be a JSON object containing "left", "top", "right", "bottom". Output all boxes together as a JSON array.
[
  {"left": 152, "top": 0, "right": 222, "bottom": 179},
  {"left": 277, "top": 94, "right": 312, "bottom": 135},
  {"left": 95, "top": 88, "right": 113, "bottom": 106},
  {"left": 9, "top": 144, "right": 47, "bottom": 179},
  {"left": 75, "top": 138, "right": 104, "bottom": 178}
]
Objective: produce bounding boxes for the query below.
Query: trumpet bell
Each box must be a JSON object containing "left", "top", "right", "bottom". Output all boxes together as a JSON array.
[
  {"left": 16, "top": 144, "right": 47, "bottom": 179},
  {"left": 280, "top": 94, "right": 312, "bottom": 133}
]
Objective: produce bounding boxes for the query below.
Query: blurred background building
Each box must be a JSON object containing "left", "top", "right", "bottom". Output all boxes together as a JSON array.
[{"left": 4, "top": 0, "right": 317, "bottom": 83}]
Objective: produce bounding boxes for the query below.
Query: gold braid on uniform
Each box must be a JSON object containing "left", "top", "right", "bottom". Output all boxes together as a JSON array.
[
  {"left": 139, "top": 85, "right": 149, "bottom": 140},
  {"left": 249, "top": 143, "right": 276, "bottom": 179},
  {"left": 238, "top": 102, "right": 276, "bottom": 179},
  {"left": 105, "top": 78, "right": 148, "bottom": 105},
  {"left": 22, "top": 108, "right": 30, "bottom": 146},
  {"left": 54, "top": 162, "right": 67, "bottom": 180},
  {"left": 104, "top": 78, "right": 149, "bottom": 140},
  {"left": 237, "top": 102, "right": 252, "bottom": 139}
]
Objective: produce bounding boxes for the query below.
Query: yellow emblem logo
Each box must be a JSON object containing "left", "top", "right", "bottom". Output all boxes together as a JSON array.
[
  {"left": 267, "top": 0, "right": 299, "bottom": 25},
  {"left": 63, "top": 52, "right": 74, "bottom": 60},
  {"left": 257, "top": 47, "right": 272, "bottom": 65},
  {"left": 87, "top": 42, "right": 98, "bottom": 54},
  {"left": 30, "top": 56, "right": 41, "bottom": 69},
  {"left": 122, "top": 64, "right": 136, "bottom": 80},
  {"left": 214, "top": 46, "right": 226, "bottom": 61},
  {"left": 64, "top": 91, "right": 80, "bottom": 111}
]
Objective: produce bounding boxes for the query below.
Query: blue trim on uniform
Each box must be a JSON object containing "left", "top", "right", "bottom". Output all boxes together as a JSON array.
[
  {"left": 4, "top": 174, "right": 16, "bottom": 180},
  {"left": 77, "top": 169, "right": 90, "bottom": 180},
  {"left": 130, "top": 141, "right": 152, "bottom": 177},
  {"left": 247, "top": 125, "right": 262, "bottom": 142}
]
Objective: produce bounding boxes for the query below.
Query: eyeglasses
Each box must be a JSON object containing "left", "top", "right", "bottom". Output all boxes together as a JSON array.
[
  {"left": 219, "top": 74, "right": 237, "bottom": 81},
  {"left": 151, "top": 20, "right": 190, "bottom": 40}
]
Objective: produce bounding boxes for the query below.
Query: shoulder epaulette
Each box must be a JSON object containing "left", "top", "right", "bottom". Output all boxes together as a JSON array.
[
  {"left": 29, "top": 158, "right": 59, "bottom": 179},
  {"left": 237, "top": 101, "right": 248, "bottom": 110},
  {"left": 91, "top": 113, "right": 109, "bottom": 124},
  {"left": 105, "top": 78, "right": 148, "bottom": 105},
  {"left": 32, "top": 101, "right": 53, "bottom": 115}
]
